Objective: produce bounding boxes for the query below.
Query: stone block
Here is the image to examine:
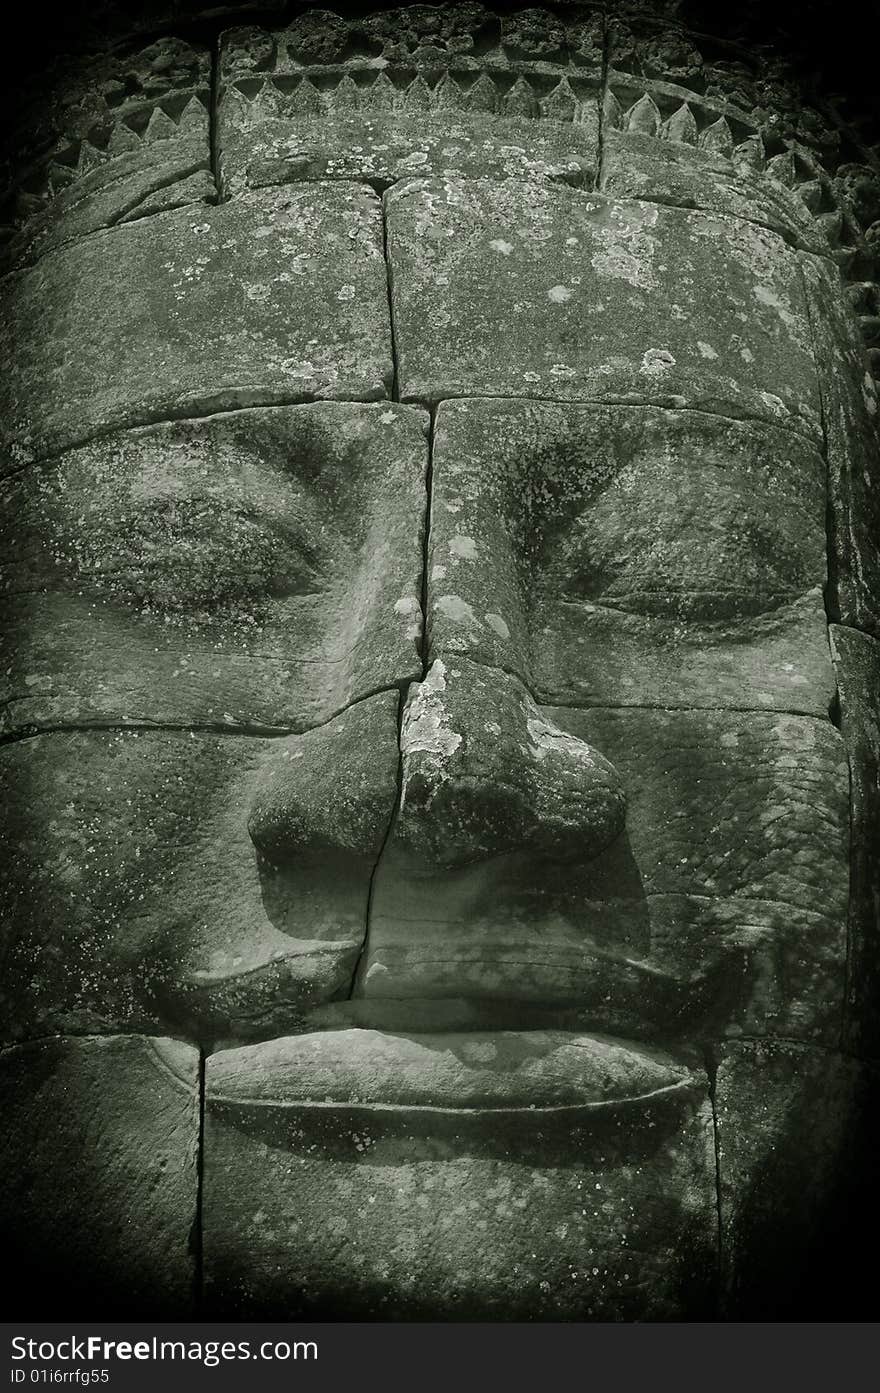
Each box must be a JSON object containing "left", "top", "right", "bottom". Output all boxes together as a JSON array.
[
  {"left": 426, "top": 398, "right": 834, "bottom": 715},
  {"left": 4, "top": 37, "right": 214, "bottom": 271},
  {"left": 1, "top": 184, "right": 393, "bottom": 467},
  {"left": 716, "top": 1041, "right": 880, "bottom": 1318},
  {"left": 203, "top": 1037, "right": 717, "bottom": 1318},
  {"left": 0, "top": 403, "right": 426, "bottom": 734},
  {"left": 0, "top": 1034, "right": 199, "bottom": 1317},
  {"left": 799, "top": 252, "right": 880, "bottom": 635},
  {"left": 387, "top": 180, "right": 822, "bottom": 440},
  {"left": 0, "top": 693, "right": 400, "bottom": 1044},
  {"left": 361, "top": 676, "right": 849, "bottom": 1044},
  {"left": 830, "top": 625, "right": 880, "bottom": 1058},
  {"left": 600, "top": 127, "right": 826, "bottom": 253}
]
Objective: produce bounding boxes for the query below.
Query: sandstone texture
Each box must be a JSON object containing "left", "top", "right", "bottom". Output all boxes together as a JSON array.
[
  {"left": 3, "top": 0, "right": 879, "bottom": 1326},
  {"left": 716, "top": 1041, "right": 880, "bottom": 1319},
  {"left": 600, "top": 127, "right": 827, "bottom": 252},
  {"left": 387, "top": 179, "right": 822, "bottom": 439},
  {"left": 0, "top": 691, "right": 400, "bottom": 1045},
  {"left": 426, "top": 398, "right": 834, "bottom": 714},
  {"left": 0, "top": 403, "right": 426, "bottom": 735},
  {"left": 0, "top": 1034, "right": 199, "bottom": 1317},
  {"left": 361, "top": 674, "right": 849, "bottom": 1045},
  {"left": 830, "top": 625, "right": 880, "bottom": 1058},
  {"left": 799, "top": 252, "right": 880, "bottom": 635},
  {"left": 1, "top": 184, "right": 393, "bottom": 467},
  {"left": 203, "top": 1055, "right": 716, "bottom": 1318},
  {"left": 3, "top": 37, "right": 213, "bottom": 271}
]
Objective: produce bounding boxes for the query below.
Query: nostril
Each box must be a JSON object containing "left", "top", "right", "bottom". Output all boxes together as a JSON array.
[{"left": 396, "top": 658, "right": 626, "bottom": 869}]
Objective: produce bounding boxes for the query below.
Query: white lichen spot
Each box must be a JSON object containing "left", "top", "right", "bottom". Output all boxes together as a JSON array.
[
  {"left": 431, "top": 564, "right": 448, "bottom": 581},
  {"left": 485, "top": 612, "right": 510, "bottom": 639},
  {"left": 449, "top": 534, "right": 478, "bottom": 560},
  {"left": 489, "top": 239, "right": 514, "bottom": 255},
  {"left": 740, "top": 346, "right": 755, "bottom": 363},
  {"left": 400, "top": 660, "right": 462, "bottom": 797},
  {"left": 640, "top": 348, "right": 675, "bottom": 377},
  {"left": 753, "top": 284, "right": 798, "bottom": 333},
  {"left": 548, "top": 285, "right": 572, "bottom": 303},
  {"left": 336, "top": 284, "right": 356, "bottom": 301},
  {"left": 697, "top": 341, "right": 719, "bottom": 360},
  {"left": 244, "top": 282, "right": 271, "bottom": 304},
  {"left": 435, "top": 594, "right": 479, "bottom": 627},
  {"left": 380, "top": 409, "right": 397, "bottom": 425}
]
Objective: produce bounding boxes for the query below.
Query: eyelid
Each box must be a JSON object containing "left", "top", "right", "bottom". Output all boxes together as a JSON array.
[{"left": 60, "top": 493, "right": 328, "bottom": 610}]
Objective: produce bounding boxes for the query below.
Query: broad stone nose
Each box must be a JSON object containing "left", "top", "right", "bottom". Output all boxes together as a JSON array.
[{"left": 397, "top": 658, "right": 626, "bottom": 869}]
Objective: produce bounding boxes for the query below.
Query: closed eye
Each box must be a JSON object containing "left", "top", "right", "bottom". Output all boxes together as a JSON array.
[{"left": 71, "top": 497, "right": 325, "bottom": 616}]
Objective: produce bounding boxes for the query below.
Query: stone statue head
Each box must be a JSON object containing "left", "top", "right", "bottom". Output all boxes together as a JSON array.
[{"left": 1, "top": 1, "right": 878, "bottom": 1320}]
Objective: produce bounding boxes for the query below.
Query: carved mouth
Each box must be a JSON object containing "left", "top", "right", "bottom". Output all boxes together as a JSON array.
[{"left": 205, "top": 1027, "right": 698, "bottom": 1116}]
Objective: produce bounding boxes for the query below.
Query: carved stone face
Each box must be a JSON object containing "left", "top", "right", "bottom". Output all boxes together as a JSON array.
[{"left": 1, "top": 5, "right": 878, "bottom": 1321}]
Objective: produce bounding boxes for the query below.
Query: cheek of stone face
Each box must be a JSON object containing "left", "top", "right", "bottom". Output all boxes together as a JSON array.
[
  {"left": 0, "top": 689, "right": 401, "bottom": 1046},
  {"left": 359, "top": 696, "right": 849, "bottom": 1044},
  {"left": 0, "top": 402, "right": 427, "bottom": 737}
]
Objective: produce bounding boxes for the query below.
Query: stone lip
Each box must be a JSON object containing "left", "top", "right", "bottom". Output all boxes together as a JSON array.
[{"left": 206, "top": 1027, "right": 696, "bottom": 1114}]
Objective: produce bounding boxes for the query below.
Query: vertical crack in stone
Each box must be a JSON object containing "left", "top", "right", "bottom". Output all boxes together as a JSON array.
[
  {"left": 209, "top": 35, "right": 225, "bottom": 203},
  {"left": 596, "top": 9, "right": 613, "bottom": 190},
  {"left": 346, "top": 213, "right": 435, "bottom": 996},
  {"left": 193, "top": 1046, "right": 206, "bottom": 1315},
  {"left": 797, "top": 259, "right": 840, "bottom": 672},
  {"left": 381, "top": 193, "right": 400, "bottom": 401},
  {"left": 795, "top": 260, "right": 854, "bottom": 1048},
  {"left": 703, "top": 1044, "right": 724, "bottom": 1315},
  {"left": 347, "top": 686, "right": 407, "bottom": 998},
  {"left": 419, "top": 403, "right": 437, "bottom": 673}
]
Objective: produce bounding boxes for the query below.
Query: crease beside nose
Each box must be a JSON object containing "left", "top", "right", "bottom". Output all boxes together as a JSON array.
[
  {"left": 396, "top": 657, "right": 626, "bottom": 869},
  {"left": 246, "top": 689, "right": 401, "bottom": 861}
]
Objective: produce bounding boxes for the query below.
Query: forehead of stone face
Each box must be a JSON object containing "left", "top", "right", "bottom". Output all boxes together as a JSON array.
[
  {"left": 386, "top": 177, "right": 822, "bottom": 438},
  {"left": 426, "top": 398, "right": 834, "bottom": 714},
  {"left": 0, "top": 402, "right": 427, "bottom": 734},
  {"left": 0, "top": 183, "right": 393, "bottom": 467}
]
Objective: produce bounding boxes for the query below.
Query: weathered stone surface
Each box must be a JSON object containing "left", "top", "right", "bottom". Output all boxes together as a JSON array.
[
  {"left": 361, "top": 679, "right": 849, "bottom": 1044},
  {"left": 0, "top": 692, "right": 400, "bottom": 1045},
  {"left": 204, "top": 1051, "right": 716, "bottom": 1318},
  {"left": 426, "top": 398, "right": 833, "bottom": 714},
  {"left": 209, "top": 1027, "right": 694, "bottom": 1110},
  {"left": 799, "top": 252, "right": 880, "bottom": 635},
  {"left": 600, "top": 128, "right": 827, "bottom": 252},
  {"left": 0, "top": 1034, "right": 199, "bottom": 1317},
  {"left": 1, "top": 183, "right": 393, "bottom": 468},
  {"left": 387, "top": 180, "right": 823, "bottom": 438},
  {"left": 215, "top": 6, "right": 606, "bottom": 197},
  {"left": 390, "top": 657, "right": 626, "bottom": 869},
  {"left": 220, "top": 105, "right": 599, "bottom": 194},
  {"left": 830, "top": 625, "right": 880, "bottom": 1058},
  {"left": 716, "top": 1042, "right": 880, "bottom": 1318},
  {"left": 0, "top": 403, "right": 425, "bottom": 734},
  {"left": 2, "top": 37, "right": 213, "bottom": 271}
]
